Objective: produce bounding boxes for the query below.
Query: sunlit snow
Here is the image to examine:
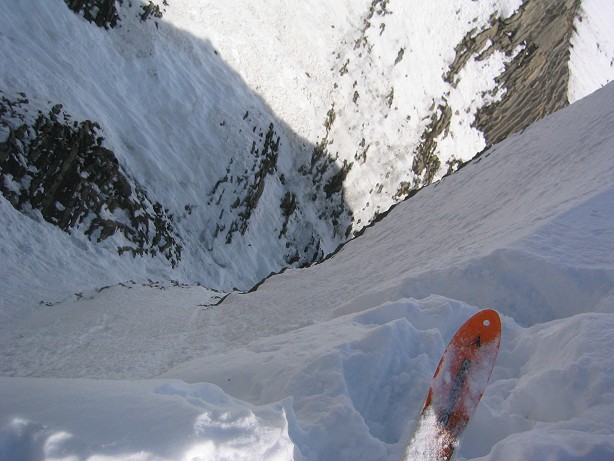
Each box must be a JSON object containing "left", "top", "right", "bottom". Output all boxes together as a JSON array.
[{"left": 1, "top": 1, "right": 614, "bottom": 460}]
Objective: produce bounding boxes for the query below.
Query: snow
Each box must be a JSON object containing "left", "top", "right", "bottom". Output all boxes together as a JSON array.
[
  {"left": 402, "top": 407, "right": 457, "bottom": 461},
  {"left": 568, "top": 0, "right": 614, "bottom": 103},
  {"left": 312, "top": 0, "right": 526, "bottom": 223},
  {"left": 433, "top": 45, "right": 520, "bottom": 171},
  {"left": 1, "top": 1, "right": 614, "bottom": 460},
  {"left": 1, "top": 0, "right": 335, "bottom": 295},
  {"left": 2, "top": 80, "right": 614, "bottom": 459},
  {"left": 0, "top": 378, "right": 296, "bottom": 461}
]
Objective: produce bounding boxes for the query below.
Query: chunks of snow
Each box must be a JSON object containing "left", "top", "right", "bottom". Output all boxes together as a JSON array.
[{"left": 0, "top": 379, "right": 296, "bottom": 461}]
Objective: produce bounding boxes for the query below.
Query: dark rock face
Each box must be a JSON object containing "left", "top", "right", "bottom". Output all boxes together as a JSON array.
[
  {"left": 450, "top": 0, "right": 582, "bottom": 145},
  {"left": 298, "top": 105, "right": 354, "bottom": 241},
  {"left": 208, "top": 123, "right": 281, "bottom": 245},
  {"left": 64, "top": 0, "right": 167, "bottom": 29},
  {"left": 0, "top": 92, "right": 182, "bottom": 266},
  {"left": 314, "top": 0, "right": 584, "bottom": 233},
  {"left": 64, "top": 0, "right": 122, "bottom": 28}
]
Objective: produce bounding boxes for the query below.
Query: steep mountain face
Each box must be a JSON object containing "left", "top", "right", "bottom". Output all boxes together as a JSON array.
[
  {"left": 305, "top": 0, "right": 584, "bottom": 227},
  {"left": 0, "top": 0, "right": 612, "bottom": 298}
]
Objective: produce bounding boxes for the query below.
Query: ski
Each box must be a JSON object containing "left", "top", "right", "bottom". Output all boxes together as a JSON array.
[{"left": 402, "top": 309, "right": 502, "bottom": 461}]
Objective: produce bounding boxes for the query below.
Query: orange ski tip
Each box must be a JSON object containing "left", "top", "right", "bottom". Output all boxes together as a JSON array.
[
  {"left": 452, "top": 309, "right": 502, "bottom": 347},
  {"left": 478, "top": 309, "right": 501, "bottom": 342}
]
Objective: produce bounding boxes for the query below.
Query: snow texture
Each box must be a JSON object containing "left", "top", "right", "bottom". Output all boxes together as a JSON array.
[
  {"left": 1, "top": 81, "right": 613, "bottom": 459},
  {"left": 402, "top": 408, "right": 458, "bottom": 461},
  {"left": 1, "top": 1, "right": 614, "bottom": 460},
  {"left": 568, "top": 0, "right": 614, "bottom": 102}
]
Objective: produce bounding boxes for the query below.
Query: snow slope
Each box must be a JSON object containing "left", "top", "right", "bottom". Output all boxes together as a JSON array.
[
  {"left": 1, "top": 75, "right": 614, "bottom": 460},
  {"left": 569, "top": 0, "right": 614, "bottom": 102}
]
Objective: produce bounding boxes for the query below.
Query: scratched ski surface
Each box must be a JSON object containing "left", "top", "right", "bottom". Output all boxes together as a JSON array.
[{"left": 402, "top": 309, "right": 501, "bottom": 461}]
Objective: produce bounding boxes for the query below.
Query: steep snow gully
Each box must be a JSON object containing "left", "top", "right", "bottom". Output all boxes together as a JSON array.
[
  {"left": 1, "top": 80, "right": 613, "bottom": 460},
  {"left": 1, "top": 1, "right": 614, "bottom": 460}
]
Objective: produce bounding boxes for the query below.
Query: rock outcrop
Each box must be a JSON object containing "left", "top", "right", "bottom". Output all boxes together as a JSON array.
[{"left": 0, "top": 92, "right": 181, "bottom": 266}]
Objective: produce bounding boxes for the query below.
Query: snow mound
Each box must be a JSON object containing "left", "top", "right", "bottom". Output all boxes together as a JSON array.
[
  {"left": 0, "top": 378, "right": 296, "bottom": 461},
  {"left": 466, "top": 312, "right": 614, "bottom": 460},
  {"left": 165, "top": 298, "right": 613, "bottom": 460}
]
